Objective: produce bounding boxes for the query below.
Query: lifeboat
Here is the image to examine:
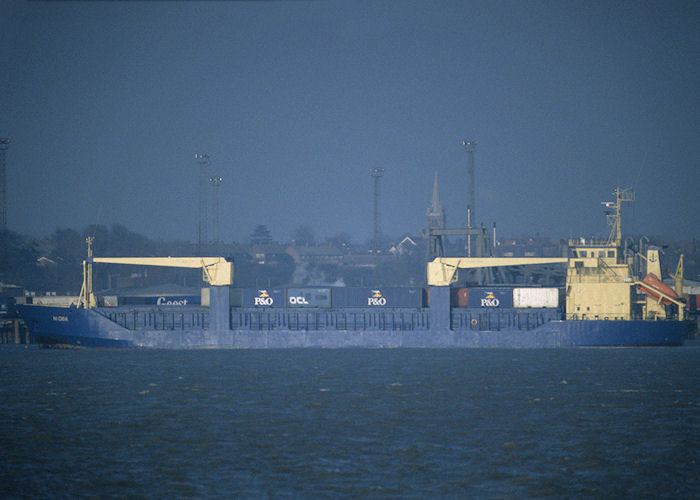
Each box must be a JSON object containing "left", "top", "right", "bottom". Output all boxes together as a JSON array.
[{"left": 638, "top": 273, "right": 679, "bottom": 306}]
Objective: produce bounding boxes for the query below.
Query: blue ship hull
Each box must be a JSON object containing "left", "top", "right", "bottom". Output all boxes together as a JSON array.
[{"left": 17, "top": 302, "right": 690, "bottom": 349}]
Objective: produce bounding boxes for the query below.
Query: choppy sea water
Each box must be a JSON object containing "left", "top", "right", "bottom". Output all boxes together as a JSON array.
[{"left": 1, "top": 346, "right": 698, "bottom": 499}]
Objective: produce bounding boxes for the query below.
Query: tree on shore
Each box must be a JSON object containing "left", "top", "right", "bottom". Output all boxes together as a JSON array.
[{"left": 250, "top": 225, "right": 273, "bottom": 246}]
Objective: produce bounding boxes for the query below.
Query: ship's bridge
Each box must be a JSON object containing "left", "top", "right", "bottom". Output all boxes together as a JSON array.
[{"left": 568, "top": 238, "right": 619, "bottom": 264}]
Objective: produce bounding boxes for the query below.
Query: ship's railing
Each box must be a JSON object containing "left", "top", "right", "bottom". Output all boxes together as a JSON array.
[
  {"left": 100, "top": 306, "right": 568, "bottom": 332},
  {"left": 451, "top": 308, "right": 561, "bottom": 331},
  {"left": 564, "top": 312, "right": 634, "bottom": 321},
  {"left": 100, "top": 307, "right": 209, "bottom": 330},
  {"left": 231, "top": 308, "right": 430, "bottom": 331}
]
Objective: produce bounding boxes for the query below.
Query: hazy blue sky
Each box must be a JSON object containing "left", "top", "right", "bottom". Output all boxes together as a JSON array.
[{"left": 1, "top": 0, "right": 698, "bottom": 244}]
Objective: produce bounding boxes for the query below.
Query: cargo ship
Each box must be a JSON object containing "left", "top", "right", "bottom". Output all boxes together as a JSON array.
[{"left": 17, "top": 188, "right": 694, "bottom": 348}]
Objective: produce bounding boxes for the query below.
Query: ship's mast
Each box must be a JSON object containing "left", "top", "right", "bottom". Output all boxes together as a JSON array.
[
  {"left": 604, "top": 187, "right": 634, "bottom": 247},
  {"left": 78, "top": 237, "right": 96, "bottom": 308}
]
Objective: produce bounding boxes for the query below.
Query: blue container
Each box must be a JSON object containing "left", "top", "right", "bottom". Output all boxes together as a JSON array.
[
  {"left": 466, "top": 287, "right": 514, "bottom": 308},
  {"left": 153, "top": 295, "right": 201, "bottom": 306},
  {"left": 286, "top": 287, "right": 332, "bottom": 308},
  {"left": 332, "top": 287, "right": 423, "bottom": 308},
  {"left": 118, "top": 295, "right": 201, "bottom": 306},
  {"left": 242, "top": 288, "right": 286, "bottom": 307}
]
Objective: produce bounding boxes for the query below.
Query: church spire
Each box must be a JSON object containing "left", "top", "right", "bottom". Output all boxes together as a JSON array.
[{"left": 426, "top": 171, "right": 445, "bottom": 232}]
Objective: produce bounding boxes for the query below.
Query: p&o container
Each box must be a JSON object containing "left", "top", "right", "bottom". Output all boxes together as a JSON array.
[
  {"left": 466, "top": 288, "right": 514, "bottom": 308},
  {"left": 241, "top": 288, "right": 286, "bottom": 307},
  {"left": 332, "top": 287, "right": 423, "bottom": 308}
]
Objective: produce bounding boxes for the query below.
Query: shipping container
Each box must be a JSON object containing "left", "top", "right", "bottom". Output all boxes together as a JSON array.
[
  {"left": 332, "top": 287, "right": 423, "bottom": 308},
  {"left": 513, "top": 288, "right": 559, "bottom": 308},
  {"left": 31, "top": 295, "right": 79, "bottom": 306},
  {"left": 155, "top": 295, "right": 201, "bottom": 306},
  {"left": 101, "top": 296, "right": 118, "bottom": 307},
  {"left": 451, "top": 288, "right": 469, "bottom": 307},
  {"left": 686, "top": 294, "right": 698, "bottom": 313},
  {"left": 466, "top": 287, "right": 514, "bottom": 308},
  {"left": 286, "top": 287, "right": 332, "bottom": 308},
  {"left": 119, "top": 295, "right": 201, "bottom": 306},
  {"left": 241, "top": 288, "right": 286, "bottom": 307}
]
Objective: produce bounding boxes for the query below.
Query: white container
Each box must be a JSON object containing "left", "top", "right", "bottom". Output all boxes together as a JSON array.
[
  {"left": 32, "top": 295, "right": 80, "bottom": 306},
  {"left": 513, "top": 288, "right": 559, "bottom": 308},
  {"left": 102, "top": 296, "right": 118, "bottom": 307}
]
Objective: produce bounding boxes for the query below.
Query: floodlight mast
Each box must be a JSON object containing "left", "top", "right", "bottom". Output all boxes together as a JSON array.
[
  {"left": 195, "top": 153, "right": 210, "bottom": 253},
  {"left": 370, "top": 167, "right": 384, "bottom": 258},
  {"left": 461, "top": 140, "right": 477, "bottom": 256},
  {"left": 0, "top": 138, "right": 9, "bottom": 281},
  {"left": 209, "top": 175, "right": 223, "bottom": 247}
]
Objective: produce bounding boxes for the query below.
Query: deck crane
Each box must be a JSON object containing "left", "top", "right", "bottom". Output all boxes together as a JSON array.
[{"left": 77, "top": 237, "right": 233, "bottom": 309}]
